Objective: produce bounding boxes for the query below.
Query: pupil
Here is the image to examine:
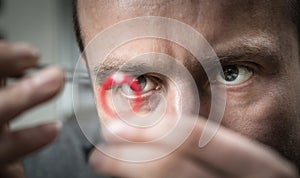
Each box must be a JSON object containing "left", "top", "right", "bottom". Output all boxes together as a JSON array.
[
  {"left": 130, "top": 75, "right": 146, "bottom": 91},
  {"left": 223, "top": 65, "right": 239, "bottom": 81},
  {"left": 136, "top": 76, "right": 147, "bottom": 89}
]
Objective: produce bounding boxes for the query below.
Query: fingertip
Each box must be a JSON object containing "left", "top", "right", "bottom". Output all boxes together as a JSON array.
[
  {"left": 41, "top": 120, "right": 63, "bottom": 140},
  {"left": 29, "top": 66, "right": 66, "bottom": 99},
  {"left": 54, "top": 66, "right": 65, "bottom": 92},
  {"left": 33, "top": 66, "right": 65, "bottom": 86},
  {"left": 25, "top": 120, "right": 63, "bottom": 147},
  {"left": 0, "top": 121, "right": 64, "bottom": 164},
  {"left": 49, "top": 66, "right": 66, "bottom": 92}
]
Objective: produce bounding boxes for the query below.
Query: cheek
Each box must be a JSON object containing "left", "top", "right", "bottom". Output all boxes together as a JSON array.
[{"left": 221, "top": 84, "right": 297, "bottom": 147}]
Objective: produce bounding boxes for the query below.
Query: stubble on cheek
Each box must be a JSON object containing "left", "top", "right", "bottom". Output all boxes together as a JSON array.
[{"left": 221, "top": 77, "right": 298, "bottom": 155}]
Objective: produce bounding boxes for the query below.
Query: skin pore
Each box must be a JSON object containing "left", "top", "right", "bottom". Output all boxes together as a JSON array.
[{"left": 76, "top": 0, "right": 300, "bottom": 169}]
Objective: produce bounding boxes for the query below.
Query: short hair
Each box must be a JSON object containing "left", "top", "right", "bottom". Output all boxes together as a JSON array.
[
  {"left": 72, "top": 0, "right": 84, "bottom": 52},
  {"left": 72, "top": 0, "right": 300, "bottom": 52}
]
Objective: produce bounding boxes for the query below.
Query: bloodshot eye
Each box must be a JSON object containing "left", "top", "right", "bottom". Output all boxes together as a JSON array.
[
  {"left": 99, "top": 72, "right": 143, "bottom": 118},
  {"left": 217, "top": 65, "right": 253, "bottom": 85},
  {"left": 120, "top": 75, "right": 160, "bottom": 98}
]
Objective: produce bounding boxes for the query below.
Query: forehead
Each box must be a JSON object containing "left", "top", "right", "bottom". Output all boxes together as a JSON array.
[{"left": 77, "top": 0, "right": 292, "bottom": 46}]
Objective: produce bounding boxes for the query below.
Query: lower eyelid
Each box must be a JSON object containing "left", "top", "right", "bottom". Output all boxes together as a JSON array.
[
  {"left": 225, "top": 74, "right": 255, "bottom": 90},
  {"left": 119, "top": 75, "right": 163, "bottom": 96},
  {"left": 121, "top": 90, "right": 155, "bottom": 99}
]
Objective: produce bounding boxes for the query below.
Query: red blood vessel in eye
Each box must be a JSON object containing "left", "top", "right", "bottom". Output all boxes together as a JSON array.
[{"left": 99, "top": 73, "right": 142, "bottom": 118}]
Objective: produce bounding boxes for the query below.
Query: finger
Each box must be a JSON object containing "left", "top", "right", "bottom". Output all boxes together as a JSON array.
[
  {"left": 89, "top": 145, "right": 164, "bottom": 178},
  {"left": 101, "top": 114, "right": 183, "bottom": 143},
  {"left": 0, "top": 161, "right": 26, "bottom": 178},
  {"left": 0, "top": 41, "right": 39, "bottom": 77},
  {"left": 0, "top": 66, "right": 65, "bottom": 125},
  {"left": 89, "top": 145, "right": 224, "bottom": 178},
  {"left": 0, "top": 121, "right": 61, "bottom": 165},
  {"left": 184, "top": 120, "right": 299, "bottom": 177},
  {"left": 101, "top": 117, "right": 298, "bottom": 177}
]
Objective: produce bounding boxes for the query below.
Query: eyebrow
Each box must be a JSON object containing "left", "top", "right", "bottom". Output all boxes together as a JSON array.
[
  {"left": 217, "top": 45, "right": 281, "bottom": 62},
  {"left": 214, "top": 34, "right": 282, "bottom": 63},
  {"left": 92, "top": 35, "right": 282, "bottom": 84},
  {"left": 93, "top": 59, "right": 154, "bottom": 84}
]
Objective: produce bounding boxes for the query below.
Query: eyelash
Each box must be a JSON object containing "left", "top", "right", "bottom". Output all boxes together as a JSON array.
[
  {"left": 221, "top": 60, "right": 260, "bottom": 72},
  {"left": 217, "top": 61, "right": 259, "bottom": 88},
  {"left": 116, "top": 74, "right": 163, "bottom": 100}
]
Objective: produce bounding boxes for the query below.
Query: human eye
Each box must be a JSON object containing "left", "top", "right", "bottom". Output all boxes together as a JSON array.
[
  {"left": 111, "top": 74, "right": 164, "bottom": 114},
  {"left": 217, "top": 65, "right": 253, "bottom": 85},
  {"left": 118, "top": 75, "right": 162, "bottom": 99}
]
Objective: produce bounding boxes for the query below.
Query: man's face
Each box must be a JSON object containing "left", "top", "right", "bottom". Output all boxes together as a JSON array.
[{"left": 77, "top": 0, "right": 300, "bottom": 164}]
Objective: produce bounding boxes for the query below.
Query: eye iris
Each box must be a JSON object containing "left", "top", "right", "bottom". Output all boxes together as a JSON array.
[
  {"left": 223, "top": 65, "right": 239, "bottom": 81},
  {"left": 130, "top": 75, "right": 147, "bottom": 91}
]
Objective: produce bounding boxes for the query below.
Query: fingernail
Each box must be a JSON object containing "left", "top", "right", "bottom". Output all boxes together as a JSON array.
[
  {"left": 53, "top": 120, "right": 63, "bottom": 131},
  {"left": 13, "top": 43, "right": 40, "bottom": 57},
  {"left": 32, "top": 66, "right": 65, "bottom": 93},
  {"left": 43, "top": 120, "right": 62, "bottom": 133},
  {"left": 40, "top": 120, "right": 63, "bottom": 141}
]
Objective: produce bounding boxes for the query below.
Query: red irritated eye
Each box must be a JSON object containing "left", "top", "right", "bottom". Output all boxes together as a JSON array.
[
  {"left": 99, "top": 72, "right": 143, "bottom": 118},
  {"left": 120, "top": 75, "right": 159, "bottom": 98}
]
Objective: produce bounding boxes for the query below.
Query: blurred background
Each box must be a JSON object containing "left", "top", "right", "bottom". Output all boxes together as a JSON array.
[{"left": 0, "top": 0, "right": 89, "bottom": 128}]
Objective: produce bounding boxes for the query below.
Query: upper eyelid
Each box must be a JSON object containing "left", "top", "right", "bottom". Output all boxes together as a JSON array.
[
  {"left": 94, "top": 63, "right": 155, "bottom": 84},
  {"left": 217, "top": 54, "right": 281, "bottom": 75},
  {"left": 218, "top": 52, "right": 281, "bottom": 67}
]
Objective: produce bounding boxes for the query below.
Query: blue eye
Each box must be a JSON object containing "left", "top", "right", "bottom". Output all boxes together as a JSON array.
[{"left": 217, "top": 65, "right": 253, "bottom": 85}]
